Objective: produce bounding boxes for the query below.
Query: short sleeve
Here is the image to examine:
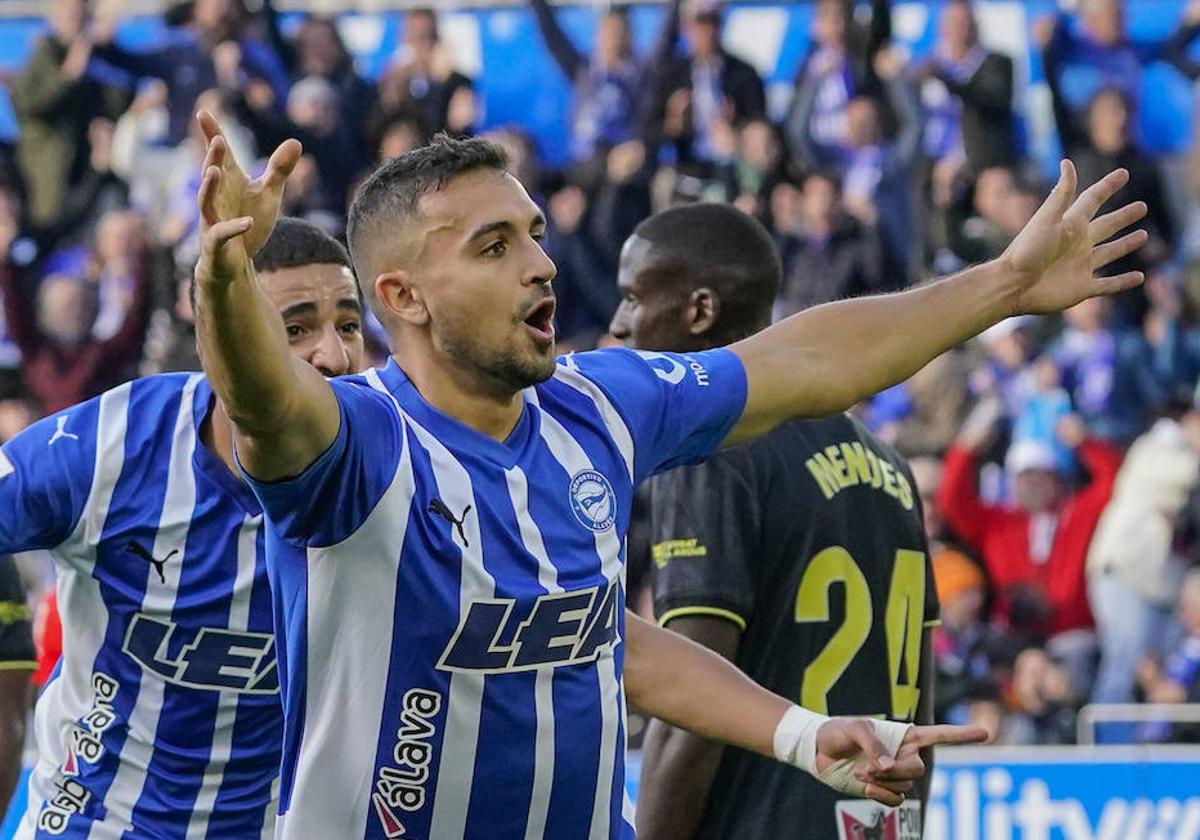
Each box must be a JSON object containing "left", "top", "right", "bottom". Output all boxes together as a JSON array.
[
  {"left": 240, "top": 379, "right": 404, "bottom": 547},
  {"left": 567, "top": 347, "right": 747, "bottom": 484},
  {"left": 0, "top": 557, "right": 34, "bottom": 668},
  {"left": 0, "top": 403, "right": 99, "bottom": 554},
  {"left": 648, "top": 446, "right": 761, "bottom": 632}
]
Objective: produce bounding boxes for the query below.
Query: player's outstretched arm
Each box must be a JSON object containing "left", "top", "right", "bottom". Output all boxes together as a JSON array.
[
  {"left": 725, "top": 162, "right": 1148, "bottom": 446},
  {"left": 192, "top": 114, "right": 340, "bottom": 481},
  {"left": 623, "top": 611, "right": 987, "bottom": 806}
]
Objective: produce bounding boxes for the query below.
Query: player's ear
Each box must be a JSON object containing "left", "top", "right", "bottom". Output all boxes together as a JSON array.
[
  {"left": 376, "top": 270, "right": 429, "bottom": 327},
  {"left": 688, "top": 287, "right": 720, "bottom": 336}
]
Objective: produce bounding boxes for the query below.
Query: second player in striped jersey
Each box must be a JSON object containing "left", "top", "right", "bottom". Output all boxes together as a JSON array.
[{"left": 0, "top": 215, "right": 365, "bottom": 838}]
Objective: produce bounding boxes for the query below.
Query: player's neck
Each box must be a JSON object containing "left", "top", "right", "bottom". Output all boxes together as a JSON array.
[{"left": 397, "top": 353, "right": 526, "bottom": 443}]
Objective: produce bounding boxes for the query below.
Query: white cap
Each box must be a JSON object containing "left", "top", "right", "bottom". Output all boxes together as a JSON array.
[{"left": 1006, "top": 439, "right": 1059, "bottom": 475}]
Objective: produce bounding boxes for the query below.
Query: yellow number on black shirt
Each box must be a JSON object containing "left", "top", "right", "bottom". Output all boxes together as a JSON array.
[{"left": 793, "top": 546, "right": 927, "bottom": 719}]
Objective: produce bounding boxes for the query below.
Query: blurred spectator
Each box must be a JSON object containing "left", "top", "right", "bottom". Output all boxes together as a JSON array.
[
  {"left": 943, "top": 166, "right": 1039, "bottom": 268},
  {"left": 938, "top": 409, "right": 1120, "bottom": 645},
  {"left": 1048, "top": 83, "right": 1172, "bottom": 324},
  {"left": 884, "top": 350, "right": 973, "bottom": 459},
  {"left": 91, "top": 0, "right": 289, "bottom": 147},
  {"left": 371, "top": 109, "right": 428, "bottom": 164},
  {"left": 1035, "top": 0, "right": 1162, "bottom": 126},
  {"left": 261, "top": 7, "right": 376, "bottom": 161},
  {"left": 9, "top": 0, "right": 131, "bottom": 227},
  {"left": 148, "top": 90, "right": 255, "bottom": 249},
  {"left": 233, "top": 75, "right": 365, "bottom": 216},
  {"left": 1011, "top": 356, "right": 1074, "bottom": 473},
  {"left": 790, "top": 48, "right": 920, "bottom": 284},
  {"left": 1052, "top": 297, "right": 1167, "bottom": 444},
  {"left": 543, "top": 183, "right": 619, "bottom": 351},
  {"left": 375, "top": 8, "right": 476, "bottom": 140},
  {"left": 1138, "top": 570, "right": 1200, "bottom": 741},
  {"left": 529, "top": 0, "right": 643, "bottom": 167},
  {"left": 913, "top": 0, "right": 1017, "bottom": 177},
  {"left": 973, "top": 316, "right": 1042, "bottom": 422},
  {"left": 1165, "top": 0, "right": 1200, "bottom": 87},
  {"left": 643, "top": 0, "right": 766, "bottom": 172},
  {"left": 1009, "top": 644, "right": 1085, "bottom": 744},
  {"left": 914, "top": 456, "right": 1009, "bottom": 733},
  {"left": 716, "top": 119, "right": 789, "bottom": 224},
  {"left": 1089, "top": 408, "right": 1200, "bottom": 707},
  {"left": 789, "top": 0, "right": 891, "bottom": 154},
  {"left": 0, "top": 210, "right": 152, "bottom": 413},
  {"left": 772, "top": 169, "right": 884, "bottom": 319}
]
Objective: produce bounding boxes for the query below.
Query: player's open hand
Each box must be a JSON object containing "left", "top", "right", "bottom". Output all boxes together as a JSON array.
[
  {"left": 1003, "top": 160, "right": 1147, "bottom": 316},
  {"left": 195, "top": 161, "right": 254, "bottom": 293},
  {"left": 816, "top": 719, "right": 987, "bottom": 806},
  {"left": 194, "top": 110, "right": 302, "bottom": 257}
]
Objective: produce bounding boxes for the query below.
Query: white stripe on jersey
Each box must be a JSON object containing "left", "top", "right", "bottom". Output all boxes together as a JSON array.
[
  {"left": 260, "top": 775, "right": 279, "bottom": 840},
  {"left": 531, "top": 405, "right": 624, "bottom": 840},
  {"left": 553, "top": 366, "right": 635, "bottom": 482},
  {"left": 185, "top": 513, "right": 263, "bottom": 840},
  {"left": 280, "top": 370, "right": 416, "bottom": 840},
  {"left": 18, "top": 385, "right": 132, "bottom": 840},
  {"left": 503, "top": 460, "right": 559, "bottom": 840},
  {"left": 401, "top": 413, "right": 492, "bottom": 840},
  {"left": 89, "top": 373, "right": 203, "bottom": 840}
]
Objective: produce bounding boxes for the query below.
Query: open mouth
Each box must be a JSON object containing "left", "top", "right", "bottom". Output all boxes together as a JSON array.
[{"left": 522, "top": 298, "right": 556, "bottom": 343}]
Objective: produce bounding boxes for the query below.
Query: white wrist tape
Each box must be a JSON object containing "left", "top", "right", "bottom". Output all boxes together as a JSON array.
[
  {"left": 771, "top": 705, "right": 828, "bottom": 774},
  {"left": 772, "top": 705, "right": 913, "bottom": 797}
]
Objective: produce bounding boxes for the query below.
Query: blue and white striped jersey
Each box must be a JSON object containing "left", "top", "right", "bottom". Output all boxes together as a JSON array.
[
  {"left": 244, "top": 347, "right": 747, "bottom": 840},
  {"left": 0, "top": 373, "right": 282, "bottom": 839}
]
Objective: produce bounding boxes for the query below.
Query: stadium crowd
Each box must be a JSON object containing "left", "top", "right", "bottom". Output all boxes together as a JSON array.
[{"left": 2, "top": 0, "right": 1200, "bottom": 749}]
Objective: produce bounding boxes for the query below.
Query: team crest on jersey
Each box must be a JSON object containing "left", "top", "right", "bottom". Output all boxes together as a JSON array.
[
  {"left": 569, "top": 470, "right": 616, "bottom": 532},
  {"left": 835, "top": 799, "right": 921, "bottom": 840}
]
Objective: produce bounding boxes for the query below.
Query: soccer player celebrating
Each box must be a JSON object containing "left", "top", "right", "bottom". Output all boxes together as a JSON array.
[
  {"left": 192, "top": 110, "right": 1142, "bottom": 838},
  {"left": 0, "top": 215, "right": 365, "bottom": 837},
  {"left": 618, "top": 203, "right": 938, "bottom": 840}
]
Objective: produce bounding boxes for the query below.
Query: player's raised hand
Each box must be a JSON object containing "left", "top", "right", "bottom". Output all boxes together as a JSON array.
[
  {"left": 195, "top": 161, "right": 254, "bottom": 291},
  {"left": 194, "top": 110, "right": 302, "bottom": 257},
  {"left": 1003, "top": 160, "right": 1148, "bottom": 315},
  {"left": 815, "top": 719, "right": 988, "bottom": 806}
]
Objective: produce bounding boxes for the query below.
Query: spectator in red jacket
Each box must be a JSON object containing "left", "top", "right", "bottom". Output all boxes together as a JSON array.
[{"left": 938, "top": 410, "right": 1122, "bottom": 642}]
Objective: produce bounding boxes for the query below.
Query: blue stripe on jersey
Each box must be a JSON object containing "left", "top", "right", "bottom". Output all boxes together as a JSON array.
[
  {"left": 211, "top": 523, "right": 279, "bottom": 829},
  {"left": 462, "top": 464, "right": 541, "bottom": 837},
  {"left": 56, "top": 376, "right": 189, "bottom": 834},
  {"left": 543, "top": 663, "right": 605, "bottom": 840}
]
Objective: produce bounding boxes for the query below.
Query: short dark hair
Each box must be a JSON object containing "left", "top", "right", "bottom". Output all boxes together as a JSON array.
[
  {"left": 252, "top": 216, "right": 352, "bottom": 274},
  {"left": 189, "top": 216, "right": 353, "bottom": 308},
  {"left": 346, "top": 133, "right": 508, "bottom": 284},
  {"left": 633, "top": 203, "right": 781, "bottom": 343}
]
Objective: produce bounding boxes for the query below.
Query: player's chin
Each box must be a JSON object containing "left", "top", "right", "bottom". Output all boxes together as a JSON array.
[{"left": 529, "top": 346, "right": 558, "bottom": 382}]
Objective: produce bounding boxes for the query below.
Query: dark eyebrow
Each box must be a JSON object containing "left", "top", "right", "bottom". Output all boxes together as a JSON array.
[
  {"left": 337, "top": 298, "right": 362, "bottom": 314},
  {"left": 467, "top": 220, "right": 514, "bottom": 243},
  {"left": 467, "top": 213, "right": 548, "bottom": 244},
  {"left": 280, "top": 302, "right": 318, "bottom": 320}
]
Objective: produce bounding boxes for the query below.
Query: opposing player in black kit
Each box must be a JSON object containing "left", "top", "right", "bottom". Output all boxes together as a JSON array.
[{"left": 615, "top": 204, "right": 937, "bottom": 840}]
